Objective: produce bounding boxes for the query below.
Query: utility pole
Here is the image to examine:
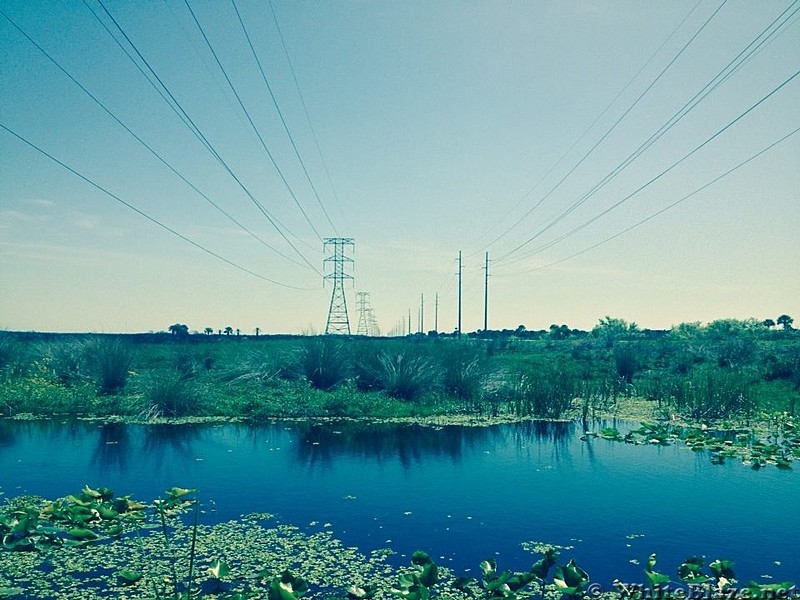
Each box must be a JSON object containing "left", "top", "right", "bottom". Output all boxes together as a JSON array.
[
  {"left": 434, "top": 292, "right": 439, "bottom": 333},
  {"left": 324, "top": 238, "right": 354, "bottom": 334},
  {"left": 483, "top": 252, "right": 490, "bottom": 332},
  {"left": 457, "top": 250, "right": 463, "bottom": 338},
  {"left": 420, "top": 293, "right": 424, "bottom": 334}
]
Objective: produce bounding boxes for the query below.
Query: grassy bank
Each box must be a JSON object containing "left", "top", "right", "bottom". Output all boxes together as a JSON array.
[{"left": 0, "top": 321, "right": 798, "bottom": 426}]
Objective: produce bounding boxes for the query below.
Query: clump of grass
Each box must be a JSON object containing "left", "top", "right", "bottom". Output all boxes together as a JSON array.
[
  {"left": 300, "top": 338, "right": 349, "bottom": 390},
  {"left": 669, "top": 367, "right": 755, "bottom": 421},
  {"left": 376, "top": 351, "right": 439, "bottom": 401},
  {"left": 87, "top": 338, "right": 134, "bottom": 395},
  {"left": 44, "top": 339, "right": 87, "bottom": 385},
  {"left": 144, "top": 371, "right": 201, "bottom": 418},
  {"left": 443, "top": 353, "right": 488, "bottom": 403},
  {"left": 613, "top": 343, "right": 639, "bottom": 384},
  {"left": 506, "top": 364, "right": 578, "bottom": 419}
]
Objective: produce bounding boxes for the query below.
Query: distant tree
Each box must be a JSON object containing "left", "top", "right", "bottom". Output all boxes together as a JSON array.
[
  {"left": 763, "top": 319, "right": 776, "bottom": 329},
  {"left": 592, "top": 316, "right": 639, "bottom": 347},
  {"left": 217, "top": 329, "right": 222, "bottom": 336},
  {"left": 777, "top": 314, "right": 794, "bottom": 330},
  {"left": 236, "top": 328, "right": 240, "bottom": 337},
  {"left": 168, "top": 323, "right": 189, "bottom": 336},
  {"left": 255, "top": 327, "right": 260, "bottom": 337},
  {"left": 224, "top": 326, "right": 233, "bottom": 336},
  {"left": 204, "top": 327, "right": 213, "bottom": 336}
]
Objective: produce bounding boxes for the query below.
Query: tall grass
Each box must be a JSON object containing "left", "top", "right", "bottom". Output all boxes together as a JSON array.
[
  {"left": 87, "top": 338, "right": 134, "bottom": 395},
  {"left": 443, "top": 353, "right": 487, "bottom": 403},
  {"left": 144, "top": 371, "right": 201, "bottom": 418},
  {"left": 506, "top": 364, "right": 578, "bottom": 419},
  {"left": 376, "top": 352, "right": 439, "bottom": 401},
  {"left": 669, "top": 367, "right": 755, "bottom": 421},
  {"left": 300, "top": 337, "right": 349, "bottom": 390}
]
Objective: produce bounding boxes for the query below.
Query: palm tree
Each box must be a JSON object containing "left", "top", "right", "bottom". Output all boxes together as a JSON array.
[
  {"left": 204, "top": 327, "right": 213, "bottom": 336},
  {"left": 777, "top": 314, "right": 794, "bottom": 330},
  {"left": 763, "top": 319, "right": 776, "bottom": 329},
  {"left": 224, "top": 326, "right": 233, "bottom": 336}
]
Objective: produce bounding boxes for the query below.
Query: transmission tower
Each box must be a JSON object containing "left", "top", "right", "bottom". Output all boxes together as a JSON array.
[
  {"left": 356, "top": 291, "right": 371, "bottom": 336},
  {"left": 324, "top": 237, "right": 354, "bottom": 334}
]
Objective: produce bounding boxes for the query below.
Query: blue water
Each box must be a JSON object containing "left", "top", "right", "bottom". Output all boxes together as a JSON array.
[{"left": 0, "top": 418, "right": 797, "bottom": 585}]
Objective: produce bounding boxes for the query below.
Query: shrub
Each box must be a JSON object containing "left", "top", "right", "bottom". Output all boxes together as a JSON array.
[
  {"left": 300, "top": 337, "right": 349, "bottom": 390},
  {"left": 443, "top": 353, "right": 488, "bottom": 403},
  {"left": 376, "top": 352, "right": 439, "bottom": 401},
  {"left": 613, "top": 343, "right": 639, "bottom": 384},
  {"left": 144, "top": 371, "right": 200, "bottom": 418},
  {"left": 87, "top": 338, "right": 134, "bottom": 395}
]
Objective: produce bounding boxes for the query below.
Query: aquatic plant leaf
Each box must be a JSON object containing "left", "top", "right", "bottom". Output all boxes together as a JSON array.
[
  {"left": 208, "top": 559, "right": 231, "bottom": 580},
  {"left": 531, "top": 548, "right": 558, "bottom": 579},
  {"left": 117, "top": 569, "right": 143, "bottom": 585},
  {"left": 709, "top": 559, "right": 735, "bottom": 580},
  {"left": 348, "top": 583, "right": 378, "bottom": 599},
  {"left": 0, "top": 587, "right": 25, "bottom": 597},
  {"left": 480, "top": 559, "right": 498, "bottom": 577},
  {"left": 553, "top": 560, "right": 589, "bottom": 597},
  {"left": 644, "top": 554, "right": 670, "bottom": 586},
  {"left": 677, "top": 557, "right": 711, "bottom": 583},
  {"left": 165, "top": 487, "right": 196, "bottom": 499},
  {"left": 68, "top": 527, "right": 99, "bottom": 540},
  {"left": 410, "top": 552, "right": 438, "bottom": 587}
]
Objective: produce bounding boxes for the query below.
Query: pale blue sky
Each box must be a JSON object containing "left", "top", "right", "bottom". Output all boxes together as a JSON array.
[{"left": 1, "top": 1, "right": 798, "bottom": 334}]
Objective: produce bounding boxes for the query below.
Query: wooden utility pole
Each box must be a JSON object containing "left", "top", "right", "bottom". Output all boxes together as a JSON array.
[
  {"left": 457, "top": 251, "right": 463, "bottom": 337},
  {"left": 434, "top": 292, "right": 439, "bottom": 333},
  {"left": 483, "top": 252, "right": 489, "bottom": 332}
]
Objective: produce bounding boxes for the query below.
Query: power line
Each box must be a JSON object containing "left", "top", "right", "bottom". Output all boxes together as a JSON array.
[
  {"left": 470, "top": 0, "right": 705, "bottom": 254},
  {"left": 498, "top": 0, "right": 799, "bottom": 265},
  {"left": 89, "top": 0, "right": 322, "bottom": 275},
  {"left": 501, "top": 64, "right": 800, "bottom": 267},
  {"left": 181, "top": 0, "right": 324, "bottom": 244},
  {"left": 505, "top": 124, "right": 799, "bottom": 275},
  {"left": 0, "top": 6, "right": 312, "bottom": 272},
  {"left": 231, "top": 0, "right": 337, "bottom": 235},
  {"left": 0, "top": 122, "right": 316, "bottom": 291},
  {"left": 490, "top": 0, "right": 730, "bottom": 260},
  {"left": 268, "top": 0, "right": 346, "bottom": 225}
]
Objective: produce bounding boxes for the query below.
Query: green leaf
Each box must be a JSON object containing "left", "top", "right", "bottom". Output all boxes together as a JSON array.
[
  {"left": 117, "top": 569, "right": 143, "bottom": 585},
  {"left": 709, "top": 559, "right": 735, "bottom": 580},
  {"left": 0, "top": 587, "right": 25, "bottom": 597},
  {"left": 678, "top": 557, "right": 711, "bottom": 583},
  {"left": 348, "top": 583, "right": 378, "bottom": 599},
  {"left": 645, "top": 554, "right": 670, "bottom": 585},
  {"left": 207, "top": 559, "right": 231, "bottom": 580},
  {"left": 531, "top": 548, "right": 558, "bottom": 579},
  {"left": 553, "top": 560, "right": 589, "bottom": 598},
  {"left": 68, "top": 527, "right": 99, "bottom": 540}
]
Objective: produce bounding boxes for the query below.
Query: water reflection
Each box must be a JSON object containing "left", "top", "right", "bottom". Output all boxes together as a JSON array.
[
  {"left": 0, "top": 419, "right": 16, "bottom": 448},
  {"left": 291, "top": 420, "right": 577, "bottom": 469},
  {"left": 91, "top": 422, "right": 131, "bottom": 473},
  {"left": 143, "top": 423, "right": 201, "bottom": 466}
]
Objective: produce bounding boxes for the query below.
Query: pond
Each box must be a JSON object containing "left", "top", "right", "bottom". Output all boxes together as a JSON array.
[{"left": 0, "top": 418, "right": 797, "bottom": 586}]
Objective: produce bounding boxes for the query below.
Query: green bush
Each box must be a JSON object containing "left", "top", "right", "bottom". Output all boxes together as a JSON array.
[
  {"left": 144, "top": 371, "right": 200, "bottom": 418},
  {"left": 443, "top": 352, "right": 487, "bottom": 403},
  {"left": 376, "top": 351, "right": 439, "bottom": 401},
  {"left": 87, "top": 338, "right": 134, "bottom": 395},
  {"left": 300, "top": 337, "right": 349, "bottom": 390}
]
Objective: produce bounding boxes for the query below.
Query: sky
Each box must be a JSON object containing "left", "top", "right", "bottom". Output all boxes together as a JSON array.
[{"left": 1, "top": 0, "right": 798, "bottom": 335}]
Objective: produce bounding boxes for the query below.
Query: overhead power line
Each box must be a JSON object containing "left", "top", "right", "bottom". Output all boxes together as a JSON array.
[
  {"left": 504, "top": 124, "right": 800, "bottom": 275},
  {"left": 182, "top": 0, "right": 325, "bottom": 243},
  {"left": 487, "top": 0, "right": 730, "bottom": 257},
  {"left": 231, "top": 0, "right": 338, "bottom": 235},
  {"left": 497, "top": 0, "right": 800, "bottom": 265},
  {"left": 268, "top": 0, "right": 346, "bottom": 225},
  {"left": 0, "top": 122, "right": 317, "bottom": 291},
  {"left": 470, "top": 0, "right": 704, "bottom": 254},
  {"left": 89, "top": 0, "right": 322, "bottom": 275},
  {"left": 0, "top": 6, "right": 312, "bottom": 272}
]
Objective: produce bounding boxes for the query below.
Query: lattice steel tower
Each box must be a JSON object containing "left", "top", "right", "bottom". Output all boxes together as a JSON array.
[
  {"left": 324, "top": 237, "right": 354, "bottom": 334},
  {"left": 356, "top": 291, "right": 371, "bottom": 336}
]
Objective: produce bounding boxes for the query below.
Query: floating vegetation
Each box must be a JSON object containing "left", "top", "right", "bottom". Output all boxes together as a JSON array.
[
  {"left": 1, "top": 486, "right": 795, "bottom": 598},
  {"left": 582, "top": 414, "right": 800, "bottom": 469}
]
